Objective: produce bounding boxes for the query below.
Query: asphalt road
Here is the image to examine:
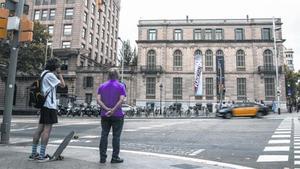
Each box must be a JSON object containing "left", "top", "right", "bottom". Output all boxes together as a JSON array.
[{"left": 3, "top": 115, "right": 298, "bottom": 169}]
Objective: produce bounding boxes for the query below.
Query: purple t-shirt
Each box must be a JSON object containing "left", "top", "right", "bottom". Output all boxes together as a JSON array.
[{"left": 97, "top": 80, "right": 126, "bottom": 118}]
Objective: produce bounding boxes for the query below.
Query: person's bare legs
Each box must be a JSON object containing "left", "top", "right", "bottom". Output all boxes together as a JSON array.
[
  {"left": 39, "top": 124, "right": 53, "bottom": 158},
  {"left": 31, "top": 124, "right": 44, "bottom": 156}
]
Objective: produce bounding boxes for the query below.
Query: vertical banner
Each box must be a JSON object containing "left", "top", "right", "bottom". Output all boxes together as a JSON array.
[{"left": 194, "top": 54, "right": 203, "bottom": 96}]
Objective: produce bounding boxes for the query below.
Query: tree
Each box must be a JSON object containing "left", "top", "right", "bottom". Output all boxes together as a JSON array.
[
  {"left": 285, "top": 67, "right": 300, "bottom": 105},
  {"left": 0, "top": 21, "right": 50, "bottom": 75},
  {"left": 119, "top": 40, "right": 137, "bottom": 67}
]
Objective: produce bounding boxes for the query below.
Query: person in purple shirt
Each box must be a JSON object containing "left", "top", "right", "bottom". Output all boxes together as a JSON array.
[{"left": 97, "top": 68, "right": 126, "bottom": 163}]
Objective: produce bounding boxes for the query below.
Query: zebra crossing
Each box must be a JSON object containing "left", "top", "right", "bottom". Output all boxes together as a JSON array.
[{"left": 257, "top": 117, "right": 298, "bottom": 167}]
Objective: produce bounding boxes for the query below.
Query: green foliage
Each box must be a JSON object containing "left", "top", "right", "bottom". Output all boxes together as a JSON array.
[
  {"left": 0, "top": 21, "right": 50, "bottom": 75},
  {"left": 285, "top": 68, "right": 300, "bottom": 101},
  {"left": 119, "top": 40, "right": 137, "bottom": 66}
]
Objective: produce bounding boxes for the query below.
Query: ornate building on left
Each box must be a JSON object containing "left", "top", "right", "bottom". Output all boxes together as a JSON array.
[{"left": 0, "top": 0, "right": 122, "bottom": 114}]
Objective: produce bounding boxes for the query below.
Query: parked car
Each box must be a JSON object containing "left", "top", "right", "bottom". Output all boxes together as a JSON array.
[
  {"left": 122, "top": 104, "right": 135, "bottom": 113},
  {"left": 217, "top": 102, "right": 265, "bottom": 119}
]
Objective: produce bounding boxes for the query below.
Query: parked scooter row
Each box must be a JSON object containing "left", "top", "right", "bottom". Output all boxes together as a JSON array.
[{"left": 57, "top": 104, "right": 100, "bottom": 117}]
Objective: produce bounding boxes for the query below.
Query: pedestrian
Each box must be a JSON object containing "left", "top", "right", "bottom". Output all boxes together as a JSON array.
[
  {"left": 29, "top": 58, "right": 65, "bottom": 162},
  {"left": 97, "top": 68, "right": 126, "bottom": 164},
  {"left": 272, "top": 100, "right": 276, "bottom": 113}
]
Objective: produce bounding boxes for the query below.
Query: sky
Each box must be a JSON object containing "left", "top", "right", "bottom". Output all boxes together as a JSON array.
[{"left": 118, "top": 0, "right": 300, "bottom": 71}]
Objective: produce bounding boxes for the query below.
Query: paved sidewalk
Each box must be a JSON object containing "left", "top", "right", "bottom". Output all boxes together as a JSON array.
[{"left": 0, "top": 145, "right": 255, "bottom": 169}]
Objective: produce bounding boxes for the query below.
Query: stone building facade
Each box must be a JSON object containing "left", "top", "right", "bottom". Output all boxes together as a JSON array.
[
  {"left": 0, "top": 0, "right": 122, "bottom": 112},
  {"left": 136, "top": 18, "right": 287, "bottom": 110}
]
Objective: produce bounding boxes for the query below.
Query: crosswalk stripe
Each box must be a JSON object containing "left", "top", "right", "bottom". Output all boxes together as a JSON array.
[
  {"left": 264, "top": 146, "right": 289, "bottom": 151},
  {"left": 268, "top": 140, "right": 290, "bottom": 144},
  {"left": 271, "top": 135, "right": 290, "bottom": 138},
  {"left": 257, "top": 155, "right": 288, "bottom": 162}
]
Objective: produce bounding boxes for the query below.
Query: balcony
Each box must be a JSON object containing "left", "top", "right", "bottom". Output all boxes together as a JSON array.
[
  {"left": 258, "top": 66, "right": 283, "bottom": 74},
  {"left": 140, "top": 65, "right": 163, "bottom": 74}
]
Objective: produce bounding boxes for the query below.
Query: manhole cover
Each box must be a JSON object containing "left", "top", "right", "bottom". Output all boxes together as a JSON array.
[{"left": 171, "top": 164, "right": 202, "bottom": 169}]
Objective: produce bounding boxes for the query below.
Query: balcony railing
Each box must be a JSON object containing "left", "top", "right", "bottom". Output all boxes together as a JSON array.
[
  {"left": 258, "top": 66, "right": 283, "bottom": 74},
  {"left": 140, "top": 65, "right": 163, "bottom": 74}
]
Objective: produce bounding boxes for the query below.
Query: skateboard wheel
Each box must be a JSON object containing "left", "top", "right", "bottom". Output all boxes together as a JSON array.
[{"left": 73, "top": 135, "right": 79, "bottom": 139}]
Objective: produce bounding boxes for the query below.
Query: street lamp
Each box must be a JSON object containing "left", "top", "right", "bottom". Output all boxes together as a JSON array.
[
  {"left": 159, "top": 83, "right": 163, "bottom": 115},
  {"left": 117, "top": 37, "right": 124, "bottom": 82},
  {"left": 272, "top": 17, "right": 280, "bottom": 114}
]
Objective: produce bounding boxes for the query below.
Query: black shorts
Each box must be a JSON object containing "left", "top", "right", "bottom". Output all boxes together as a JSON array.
[{"left": 39, "top": 107, "right": 58, "bottom": 124}]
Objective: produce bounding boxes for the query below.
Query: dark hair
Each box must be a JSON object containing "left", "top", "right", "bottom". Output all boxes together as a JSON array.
[
  {"left": 45, "top": 58, "right": 60, "bottom": 71},
  {"left": 108, "top": 67, "right": 119, "bottom": 80}
]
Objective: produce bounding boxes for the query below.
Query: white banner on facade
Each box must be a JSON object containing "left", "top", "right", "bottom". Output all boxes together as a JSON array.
[{"left": 194, "top": 54, "right": 203, "bottom": 96}]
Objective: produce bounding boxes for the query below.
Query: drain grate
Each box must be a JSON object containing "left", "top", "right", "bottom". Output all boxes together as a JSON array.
[{"left": 171, "top": 163, "right": 202, "bottom": 169}]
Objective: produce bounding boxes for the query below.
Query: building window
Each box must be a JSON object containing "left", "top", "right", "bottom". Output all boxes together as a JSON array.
[
  {"left": 235, "top": 28, "right": 244, "bottom": 40},
  {"left": 147, "top": 50, "right": 156, "bottom": 67},
  {"left": 65, "top": 8, "right": 74, "bottom": 20},
  {"left": 66, "top": 0, "right": 75, "bottom": 4},
  {"left": 101, "top": 42, "right": 104, "bottom": 52},
  {"left": 96, "top": 38, "right": 99, "bottom": 48},
  {"left": 81, "top": 43, "right": 85, "bottom": 49},
  {"left": 43, "top": 0, "right": 49, "bottom": 5},
  {"left": 237, "top": 78, "right": 246, "bottom": 100},
  {"left": 63, "top": 24, "right": 72, "bottom": 36},
  {"left": 263, "top": 49, "right": 273, "bottom": 69},
  {"left": 85, "top": 93, "right": 92, "bottom": 104},
  {"left": 96, "top": 24, "right": 100, "bottom": 34},
  {"left": 41, "top": 10, "right": 48, "bottom": 21},
  {"left": 205, "top": 49, "right": 213, "bottom": 71},
  {"left": 35, "top": 0, "right": 42, "bottom": 5},
  {"left": 89, "top": 33, "right": 93, "bottom": 44},
  {"left": 194, "top": 29, "right": 202, "bottom": 40},
  {"left": 84, "top": 0, "right": 88, "bottom": 7},
  {"left": 34, "top": 10, "right": 40, "bottom": 20},
  {"left": 236, "top": 49, "right": 245, "bottom": 71},
  {"left": 173, "top": 77, "right": 182, "bottom": 99},
  {"left": 83, "top": 76, "right": 93, "bottom": 88},
  {"left": 91, "top": 3, "right": 95, "bottom": 14},
  {"left": 50, "top": 0, "right": 56, "bottom": 4},
  {"left": 265, "top": 78, "right": 275, "bottom": 101},
  {"left": 90, "top": 18, "right": 94, "bottom": 28},
  {"left": 146, "top": 77, "right": 156, "bottom": 99},
  {"left": 83, "top": 12, "right": 88, "bottom": 23},
  {"left": 205, "top": 78, "right": 214, "bottom": 98},
  {"left": 215, "top": 29, "right": 223, "bottom": 40},
  {"left": 62, "top": 41, "right": 71, "bottom": 48},
  {"left": 148, "top": 29, "right": 157, "bottom": 40},
  {"left": 49, "top": 9, "right": 55, "bottom": 20},
  {"left": 48, "top": 25, "right": 54, "bottom": 35},
  {"left": 194, "top": 49, "right": 202, "bottom": 56},
  {"left": 101, "top": 29, "right": 105, "bottom": 40},
  {"left": 174, "top": 29, "right": 182, "bottom": 40},
  {"left": 81, "top": 27, "right": 86, "bottom": 39},
  {"left": 262, "top": 28, "right": 272, "bottom": 40},
  {"left": 205, "top": 29, "right": 212, "bottom": 40},
  {"left": 173, "top": 50, "right": 182, "bottom": 71}
]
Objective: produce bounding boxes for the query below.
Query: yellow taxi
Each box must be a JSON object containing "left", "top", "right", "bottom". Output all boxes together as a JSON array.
[{"left": 217, "top": 102, "right": 263, "bottom": 119}]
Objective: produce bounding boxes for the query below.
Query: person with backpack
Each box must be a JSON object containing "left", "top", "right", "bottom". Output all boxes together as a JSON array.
[
  {"left": 97, "top": 68, "right": 126, "bottom": 163},
  {"left": 29, "top": 58, "right": 65, "bottom": 162}
]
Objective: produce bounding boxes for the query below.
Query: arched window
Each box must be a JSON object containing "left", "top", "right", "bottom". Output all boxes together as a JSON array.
[
  {"left": 147, "top": 50, "right": 156, "bottom": 67},
  {"left": 263, "top": 49, "right": 273, "bottom": 69},
  {"left": 194, "top": 49, "right": 202, "bottom": 56},
  {"left": 173, "top": 49, "right": 182, "bottom": 70},
  {"left": 236, "top": 49, "right": 245, "bottom": 70},
  {"left": 205, "top": 49, "right": 213, "bottom": 70}
]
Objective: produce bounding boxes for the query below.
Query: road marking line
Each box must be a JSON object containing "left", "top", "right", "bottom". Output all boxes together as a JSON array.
[
  {"left": 295, "top": 146, "right": 300, "bottom": 149},
  {"left": 268, "top": 140, "right": 290, "bottom": 144},
  {"left": 295, "top": 155, "right": 300, "bottom": 159},
  {"left": 123, "top": 129, "right": 138, "bottom": 132},
  {"left": 295, "top": 151, "right": 300, "bottom": 154},
  {"left": 51, "top": 145, "right": 255, "bottom": 169},
  {"left": 295, "top": 161, "right": 300, "bottom": 165},
  {"left": 274, "top": 131, "right": 291, "bottom": 134},
  {"left": 80, "top": 135, "right": 99, "bottom": 139},
  {"left": 271, "top": 135, "right": 290, "bottom": 138},
  {"left": 295, "top": 143, "right": 300, "bottom": 145},
  {"left": 276, "top": 129, "right": 291, "bottom": 131},
  {"left": 264, "top": 146, "right": 289, "bottom": 151},
  {"left": 257, "top": 155, "right": 288, "bottom": 162},
  {"left": 188, "top": 149, "right": 205, "bottom": 156}
]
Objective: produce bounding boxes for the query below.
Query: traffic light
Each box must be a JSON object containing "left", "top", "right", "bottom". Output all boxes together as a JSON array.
[
  {"left": 0, "top": 8, "right": 9, "bottom": 39},
  {"left": 19, "top": 15, "right": 33, "bottom": 42}
]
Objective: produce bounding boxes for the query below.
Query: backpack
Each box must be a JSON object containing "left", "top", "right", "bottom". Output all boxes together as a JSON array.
[{"left": 29, "top": 71, "right": 50, "bottom": 109}]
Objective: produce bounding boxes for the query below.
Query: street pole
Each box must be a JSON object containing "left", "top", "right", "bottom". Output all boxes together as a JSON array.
[
  {"left": 1, "top": 0, "right": 25, "bottom": 144},
  {"left": 159, "top": 84, "right": 163, "bottom": 115},
  {"left": 117, "top": 37, "right": 124, "bottom": 82},
  {"left": 44, "top": 39, "right": 48, "bottom": 66},
  {"left": 272, "top": 17, "right": 280, "bottom": 114}
]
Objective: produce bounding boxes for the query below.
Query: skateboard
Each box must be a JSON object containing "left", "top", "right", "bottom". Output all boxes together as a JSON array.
[{"left": 48, "top": 130, "right": 75, "bottom": 161}]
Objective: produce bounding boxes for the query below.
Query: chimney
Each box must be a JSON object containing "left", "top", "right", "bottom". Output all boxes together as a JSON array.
[
  {"left": 186, "top": 15, "right": 189, "bottom": 22},
  {"left": 246, "top": 15, "right": 249, "bottom": 22}
]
